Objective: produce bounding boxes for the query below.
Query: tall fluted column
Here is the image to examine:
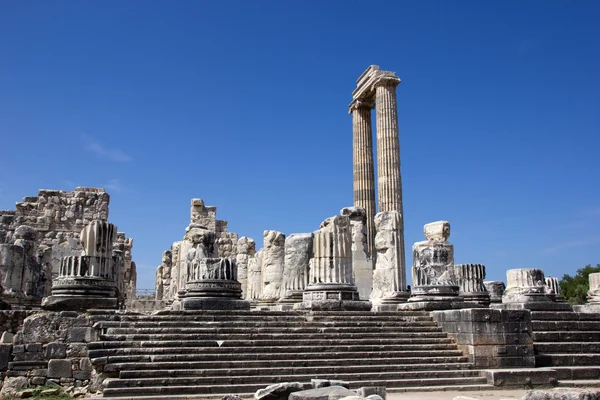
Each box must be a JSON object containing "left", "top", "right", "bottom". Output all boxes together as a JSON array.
[
  {"left": 374, "top": 75, "right": 405, "bottom": 279},
  {"left": 375, "top": 76, "right": 402, "bottom": 213},
  {"left": 350, "top": 99, "right": 376, "bottom": 265}
]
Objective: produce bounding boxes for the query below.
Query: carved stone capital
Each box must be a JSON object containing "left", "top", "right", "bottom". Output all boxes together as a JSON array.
[
  {"left": 373, "top": 74, "right": 401, "bottom": 88},
  {"left": 348, "top": 99, "right": 375, "bottom": 114}
]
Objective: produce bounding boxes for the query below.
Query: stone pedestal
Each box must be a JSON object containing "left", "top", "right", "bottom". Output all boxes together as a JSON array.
[
  {"left": 492, "top": 268, "right": 572, "bottom": 311},
  {"left": 279, "top": 233, "right": 312, "bottom": 306},
  {"left": 182, "top": 258, "right": 249, "bottom": 310},
  {"left": 484, "top": 281, "right": 506, "bottom": 304},
  {"left": 302, "top": 215, "right": 370, "bottom": 311},
  {"left": 370, "top": 211, "right": 408, "bottom": 309},
  {"left": 399, "top": 221, "right": 463, "bottom": 311},
  {"left": 340, "top": 207, "right": 372, "bottom": 300},
  {"left": 455, "top": 264, "right": 490, "bottom": 308},
  {"left": 42, "top": 220, "right": 119, "bottom": 311}
]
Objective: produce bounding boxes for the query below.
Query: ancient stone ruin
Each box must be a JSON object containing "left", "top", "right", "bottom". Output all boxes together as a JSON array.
[
  {"left": 0, "top": 188, "right": 136, "bottom": 309},
  {"left": 1, "top": 65, "right": 600, "bottom": 399}
]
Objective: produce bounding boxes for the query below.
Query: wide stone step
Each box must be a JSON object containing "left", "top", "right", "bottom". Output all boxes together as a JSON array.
[
  {"left": 106, "top": 355, "right": 470, "bottom": 373},
  {"left": 106, "top": 370, "right": 481, "bottom": 388},
  {"left": 99, "top": 333, "right": 448, "bottom": 343},
  {"left": 533, "top": 331, "right": 600, "bottom": 342},
  {"left": 101, "top": 353, "right": 469, "bottom": 371},
  {"left": 102, "top": 330, "right": 442, "bottom": 340},
  {"left": 102, "top": 349, "right": 465, "bottom": 365},
  {"left": 113, "top": 314, "right": 433, "bottom": 324},
  {"left": 94, "top": 320, "right": 437, "bottom": 332},
  {"left": 102, "top": 376, "right": 487, "bottom": 397},
  {"left": 535, "top": 353, "right": 600, "bottom": 367},
  {"left": 118, "top": 361, "right": 475, "bottom": 379},
  {"left": 100, "top": 384, "right": 496, "bottom": 399},
  {"left": 107, "top": 369, "right": 483, "bottom": 388},
  {"left": 535, "top": 342, "right": 600, "bottom": 354},
  {"left": 532, "top": 321, "right": 600, "bottom": 331},
  {"left": 531, "top": 311, "right": 600, "bottom": 321},
  {"left": 88, "top": 336, "right": 454, "bottom": 350},
  {"left": 106, "top": 320, "right": 440, "bottom": 329},
  {"left": 538, "top": 366, "right": 600, "bottom": 380},
  {"left": 90, "top": 343, "right": 458, "bottom": 358}
]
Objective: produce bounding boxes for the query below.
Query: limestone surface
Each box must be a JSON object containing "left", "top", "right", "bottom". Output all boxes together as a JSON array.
[
  {"left": 260, "top": 230, "right": 285, "bottom": 301},
  {"left": 371, "top": 211, "right": 408, "bottom": 304},
  {"left": 281, "top": 233, "right": 313, "bottom": 300}
]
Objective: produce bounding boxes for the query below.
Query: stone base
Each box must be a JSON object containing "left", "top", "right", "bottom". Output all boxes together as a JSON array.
[
  {"left": 379, "top": 291, "right": 410, "bottom": 303},
  {"left": 297, "top": 299, "right": 372, "bottom": 311},
  {"left": 411, "top": 285, "right": 460, "bottom": 297},
  {"left": 42, "top": 295, "right": 117, "bottom": 311},
  {"left": 279, "top": 290, "right": 304, "bottom": 304},
  {"left": 573, "top": 303, "right": 600, "bottom": 313},
  {"left": 461, "top": 294, "right": 491, "bottom": 308},
  {"left": 397, "top": 299, "right": 465, "bottom": 311},
  {"left": 491, "top": 302, "right": 573, "bottom": 312},
  {"left": 182, "top": 297, "right": 250, "bottom": 310}
]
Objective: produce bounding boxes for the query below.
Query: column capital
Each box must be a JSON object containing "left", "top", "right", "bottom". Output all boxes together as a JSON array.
[
  {"left": 373, "top": 74, "right": 401, "bottom": 89},
  {"left": 348, "top": 98, "right": 375, "bottom": 114}
]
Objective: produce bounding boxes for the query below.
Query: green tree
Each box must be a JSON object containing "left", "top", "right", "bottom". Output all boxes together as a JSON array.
[{"left": 560, "top": 264, "right": 600, "bottom": 305}]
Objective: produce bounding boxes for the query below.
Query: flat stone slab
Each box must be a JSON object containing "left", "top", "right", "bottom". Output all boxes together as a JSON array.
[
  {"left": 523, "top": 388, "right": 600, "bottom": 400},
  {"left": 182, "top": 298, "right": 250, "bottom": 310},
  {"left": 485, "top": 369, "right": 558, "bottom": 387},
  {"left": 298, "top": 300, "right": 372, "bottom": 311},
  {"left": 289, "top": 386, "right": 358, "bottom": 400}
]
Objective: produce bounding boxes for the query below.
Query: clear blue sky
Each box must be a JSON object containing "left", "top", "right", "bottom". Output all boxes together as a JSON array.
[{"left": 1, "top": 1, "right": 599, "bottom": 290}]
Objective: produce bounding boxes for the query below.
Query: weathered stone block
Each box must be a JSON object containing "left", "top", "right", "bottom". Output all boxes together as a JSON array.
[
  {"left": 25, "top": 343, "right": 42, "bottom": 353},
  {"left": 356, "top": 387, "right": 386, "bottom": 400},
  {"left": 67, "top": 343, "right": 88, "bottom": 357},
  {"left": 46, "top": 342, "right": 67, "bottom": 359},
  {"left": 288, "top": 386, "right": 357, "bottom": 400},
  {"left": 255, "top": 382, "right": 304, "bottom": 400},
  {"left": 31, "top": 376, "right": 46, "bottom": 385},
  {"left": 73, "top": 370, "right": 91, "bottom": 380},
  {"left": 48, "top": 359, "right": 72, "bottom": 378},
  {"left": 68, "top": 327, "right": 96, "bottom": 343},
  {"left": 0, "top": 343, "right": 11, "bottom": 370}
]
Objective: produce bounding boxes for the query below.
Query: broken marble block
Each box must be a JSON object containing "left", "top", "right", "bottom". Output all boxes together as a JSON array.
[
  {"left": 280, "top": 233, "right": 312, "bottom": 304},
  {"left": 484, "top": 281, "right": 505, "bottom": 304},
  {"left": 259, "top": 230, "right": 285, "bottom": 304},
  {"left": 399, "top": 221, "right": 462, "bottom": 311},
  {"left": 454, "top": 264, "right": 490, "bottom": 307},
  {"left": 370, "top": 211, "right": 408, "bottom": 306},
  {"left": 340, "top": 206, "right": 372, "bottom": 300},
  {"left": 42, "top": 220, "right": 119, "bottom": 311},
  {"left": 494, "top": 268, "right": 571, "bottom": 311},
  {"left": 302, "top": 214, "right": 370, "bottom": 311}
]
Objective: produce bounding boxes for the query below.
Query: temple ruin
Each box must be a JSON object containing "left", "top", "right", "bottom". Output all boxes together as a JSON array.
[{"left": 0, "top": 65, "right": 599, "bottom": 399}]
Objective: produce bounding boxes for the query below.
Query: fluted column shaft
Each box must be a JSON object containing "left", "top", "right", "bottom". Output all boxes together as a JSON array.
[
  {"left": 374, "top": 77, "right": 405, "bottom": 276},
  {"left": 375, "top": 78, "right": 402, "bottom": 213},
  {"left": 351, "top": 100, "right": 376, "bottom": 265}
]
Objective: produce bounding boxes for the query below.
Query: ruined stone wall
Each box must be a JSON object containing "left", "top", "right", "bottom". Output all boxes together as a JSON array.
[
  {"left": 0, "top": 188, "right": 136, "bottom": 308},
  {"left": 0, "top": 311, "right": 103, "bottom": 397}
]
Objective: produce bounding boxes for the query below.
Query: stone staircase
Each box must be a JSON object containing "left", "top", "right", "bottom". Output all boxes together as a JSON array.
[
  {"left": 88, "top": 310, "right": 490, "bottom": 398},
  {"left": 532, "top": 310, "right": 600, "bottom": 384}
]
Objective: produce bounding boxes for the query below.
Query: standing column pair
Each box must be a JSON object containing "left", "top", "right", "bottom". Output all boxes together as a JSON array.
[{"left": 350, "top": 72, "right": 405, "bottom": 286}]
